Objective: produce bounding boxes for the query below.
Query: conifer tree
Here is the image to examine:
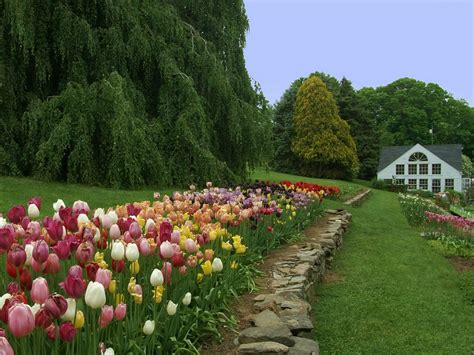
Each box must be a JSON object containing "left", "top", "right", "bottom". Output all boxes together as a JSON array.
[{"left": 291, "top": 76, "right": 359, "bottom": 179}]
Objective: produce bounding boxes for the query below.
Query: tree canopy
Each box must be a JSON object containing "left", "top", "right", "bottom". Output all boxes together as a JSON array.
[{"left": 0, "top": 0, "right": 271, "bottom": 187}]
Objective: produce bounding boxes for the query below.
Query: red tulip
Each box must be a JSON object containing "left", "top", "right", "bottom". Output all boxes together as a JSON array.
[
  {"left": 44, "top": 253, "right": 60, "bottom": 274},
  {"left": 159, "top": 221, "right": 172, "bottom": 242},
  {"left": 31, "top": 277, "right": 50, "bottom": 304},
  {"left": 5, "top": 262, "right": 18, "bottom": 278},
  {"left": 7, "top": 205, "right": 26, "bottom": 224},
  {"left": 53, "top": 239, "right": 70, "bottom": 260},
  {"left": 111, "top": 260, "right": 125, "bottom": 273},
  {"left": 59, "top": 321, "right": 76, "bottom": 342},
  {"left": 8, "top": 303, "right": 35, "bottom": 337},
  {"left": 65, "top": 234, "right": 80, "bottom": 252},
  {"left": 98, "top": 305, "right": 114, "bottom": 328},
  {"left": 86, "top": 262, "right": 99, "bottom": 281},
  {"left": 0, "top": 226, "right": 15, "bottom": 253},
  {"left": 6, "top": 282, "right": 20, "bottom": 295},
  {"left": 35, "top": 308, "right": 53, "bottom": 328},
  {"left": 75, "top": 241, "right": 94, "bottom": 266},
  {"left": 171, "top": 252, "right": 185, "bottom": 268},
  {"left": 19, "top": 268, "right": 32, "bottom": 290},
  {"left": 44, "top": 294, "right": 67, "bottom": 318},
  {"left": 95, "top": 269, "right": 111, "bottom": 289},
  {"left": 33, "top": 240, "right": 49, "bottom": 263},
  {"left": 7, "top": 244, "right": 26, "bottom": 267},
  {"left": 114, "top": 303, "right": 126, "bottom": 320}
]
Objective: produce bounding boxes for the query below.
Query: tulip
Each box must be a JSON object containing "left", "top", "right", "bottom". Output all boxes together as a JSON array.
[
  {"left": 111, "top": 241, "right": 125, "bottom": 261},
  {"left": 98, "top": 305, "right": 114, "bottom": 328},
  {"left": 6, "top": 282, "right": 20, "bottom": 295},
  {"left": 111, "top": 260, "right": 125, "bottom": 273},
  {"left": 68, "top": 265, "right": 83, "bottom": 278},
  {"left": 138, "top": 238, "right": 152, "bottom": 256},
  {"left": 73, "top": 200, "right": 90, "bottom": 215},
  {"left": 0, "top": 218, "right": 5, "bottom": 228},
  {"left": 150, "top": 269, "right": 164, "bottom": 287},
  {"left": 107, "top": 211, "right": 118, "bottom": 224},
  {"left": 35, "top": 308, "right": 53, "bottom": 328},
  {"left": 129, "top": 222, "right": 141, "bottom": 239},
  {"left": 7, "top": 244, "right": 26, "bottom": 267},
  {"left": 30, "top": 303, "right": 41, "bottom": 315},
  {"left": 46, "top": 324, "right": 58, "bottom": 340},
  {"left": 86, "top": 262, "right": 100, "bottom": 281},
  {"left": 77, "top": 213, "right": 90, "bottom": 226},
  {"left": 159, "top": 221, "right": 172, "bottom": 242},
  {"left": 103, "top": 348, "right": 115, "bottom": 355},
  {"left": 59, "top": 321, "right": 76, "bottom": 342},
  {"left": 7, "top": 205, "right": 26, "bottom": 224},
  {"left": 76, "top": 241, "right": 94, "bottom": 265},
  {"left": 170, "top": 231, "right": 181, "bottom": 244},
  {"left": 0, "top": 226, "right": 15, "bottom": 252},
  {"left": 61, "top": 298, "right": 76, "bottom": 322},
  {"left": 31, "top": 257, "right": 45, "bottom": 273},
  {"left": 166, "top": 300, "right": 178, "bottom": 316},
  {"left": 212, "top": 258, "right": 224, "bottom": 272},
  {"left": 61, "top": 272, "right": 86, "bottom": 299},
  {"left": 45, "top": 219, "right": 64, "bottom": 242},
  {"left": 129, "top": 260, "right": 140, "bottom": 275},
  {"left": 33, "top": 240, "right": 49, "bottom": 263},
  {"left": 184, "top": 239, "right": 198, "bottom": 253},
  {"left": 31, "top": 277, "right": 50, "bottom": 304},
  {"left": 8, "top": 303, "right": 35, "bottom": 337},
  {"left": 143, "top": 320, "right": 155, "bottom": 335},
  {"left": 125, "top": 243, "right": 139, "bottom": 262},
  {"left": 95, "top": 269, "right": 112, "bottom": 289},
  {"left": 201, "top": 260, "right": 212, "bottom": 275},
  {"left": 0, "top": 335, "right": 14, "bottom": 355},
  {"left": 74, "top": 310, "right": 85, "bottom": 329},
  {"left": 27, "top": 204, "right": 40, "bottom": 219},
  {"left": 160, "top": 241, "right": 174, "bottom": 259},
  {"left": 25, "top": 221, "right": 41, "bottom": 240},
  {"left": 187, "top": 255, "right": 197, "bottom": 268},
  {"left": 109, "top": 224, "right": 121, "bottom": 240},
  {"left": 24, "top": 243, "right": 34, "bottom": 265},
  {"left": 44, "top": 294, "right": 67, "bottom": 318},
  {"left": 52, "top": 239, "right": 70, "bottom": 259},
  {"left": 85, "top": 282, "right": 106, "bottom": 309},
  {"left": 204, "top": 249, "right": 214, "bottom": 261},
  {"left": 53, "top": 199, "right": 65, "bottom": 212},
  {"left": 145, "top": 219, "right": 155, "bottom": 232},
  {"left": 44, "top": 253, "right": 61, "bottom": 274},
  {"left": 182, "top": 292, "right": 192, "bottom": 306},
  {"left": 0, "top": 294, "right": 12, "bottom": 312},
  {"left": 114, "top": 303, "right": 126, "bottom": 320},
  {"left": 94, "top": 208, "right": 105, "bottom": 220},
  {"left": 19, "top": 268, "right": 32, "bottom": 290},
  {"left": 178, "top": 265, "right": 187, "bottom": 275},
  {"left": 161, "top": 262, "right": 172, "bottom": 285}
]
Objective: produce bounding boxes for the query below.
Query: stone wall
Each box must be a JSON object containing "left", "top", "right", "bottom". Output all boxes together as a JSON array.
[
  {"left": 344, "top": 189, "right": 372, "bottom": 207},
  {"left": 237, "top": 209, "right": 352, "bottom": 354}
]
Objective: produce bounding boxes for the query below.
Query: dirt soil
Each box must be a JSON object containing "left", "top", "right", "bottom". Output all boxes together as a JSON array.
[
  {"left": 200, "top": 213, "right": 332, "bottom": 355},
  {"left": 447, "top": 256, "right": 474, "bottom": 272}
]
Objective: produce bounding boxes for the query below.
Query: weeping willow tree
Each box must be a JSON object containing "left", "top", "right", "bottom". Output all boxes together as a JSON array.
[{"left": 0, "top": 0, "right": 270, "bottom": 187}]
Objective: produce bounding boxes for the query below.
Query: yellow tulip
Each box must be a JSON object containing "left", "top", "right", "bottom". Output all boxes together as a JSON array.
[
  {"left": 209, "top": 230, "right": 218, "bottom": 241},
  {"left": 130, "top": 260, "right": 140, "bottom": 275},
  {"left": 74, "top": 310, "right": 85, "bottom": 329},
  {"left": 196, "top": 273, "right": 204, "bottom": 283},
  {"left": 134, "top": 294, "right": 143, "bottom": 304},
  {"left": 127, "top": 277, "right": 136, "bottom": 294},
  {"left": 230, "top": 261, "right": 239, "bottom": 270},
  {"left": 221, "top": 241, "right": 232, "bottom": 251},
  {"left": 108, "top": 280, "right": 117, "bottom": 294},
  {"left": 114, "top": 293, "right": 125, "bottom": 306},
  {"left": 232, "top": 235, "right": 241, "bottom": 244},
  {"left": 94, "top": 252, "right": 104, "bottom": 263},
  {"left": 201, "top": 260, "right": 212, "bottom": 275},
  {"left": 235, "top": 244, "right": 247, "bottom": 254}
]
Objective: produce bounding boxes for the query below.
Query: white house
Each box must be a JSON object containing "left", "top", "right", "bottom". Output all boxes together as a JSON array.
[{"left": 377, "top": 144, "right": 463, "bottom": 192}]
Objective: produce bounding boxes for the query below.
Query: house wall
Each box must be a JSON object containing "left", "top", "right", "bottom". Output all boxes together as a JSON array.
[{"left": 377, "top": 144, "right": 462, "bottom": 192}]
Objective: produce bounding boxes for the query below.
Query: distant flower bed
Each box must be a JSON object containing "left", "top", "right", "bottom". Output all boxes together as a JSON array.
[
  {"left": 280, "top": 180, "right": 341, "bottom": 197},
  {"left": 0, "top": 181, "right": 333, "bottom": 354}
]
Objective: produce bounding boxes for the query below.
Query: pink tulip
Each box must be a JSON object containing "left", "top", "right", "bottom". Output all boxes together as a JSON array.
[
  {"left": 46, "top": 324, "right": 58, "bottom": 340},
  {"left": 109, "top": 224, "right": 121, "bottom": 240},
  {"left": 8, "top": 303, "right": 35, "bottom": 337},
  {"left": 160, "top": 241, "right": 174, "bottom": 259},
  {"left": 171, "top": 231, "right": 181, "bottom": 244},
  {"left": 7, "top": 205, "right": 26, "bottom": 224},
  {"left": 7, "top": 244, "right": 26, "bottom": 267},
  {"left": 161, "top": 262, "right": 172, "bottom": 285},
  {"left": 123, "top": 231, "right": 133, "bottom": 244},
  {"left": 33, "top": 240, "right": 49, "bottom": 263},
  {"left": 21, "top": 216, "right": 31, "bottom": 231},
  {"left": 95, "top": 269, "right": 112, "bottom": 289},
  {"left": 75, "top": 241, "right": 94, "bottom": 266},
  {"left": 26, "top": 221, "right": 41, "bottom": 240},
  {"left": 98, "top": 305, "right": 114, "bottom": 328},
  {"left": 178, "top": 265, "right": 187, "bottom": 275},
  {"left": 59, "top": 321, "right": 76, "bottom": 342},
  {"left": 72, "top": 200, "right": 90, "bottom": 216},
  {"left": 185, "top": 239, "right": 198, "bottom": 253},
  {"left": 114, "top": 303, "right": 127, "bottom": 320},
  {"left": 68, "top": 265, "right": 83, "bottom": 278},
  {"left": 31, "top": 277, "right": 50, "bottom": 304},
  {"left": 129, "top": 222, "right": 142, "bottom": 239},
  {"left": 31, "top": 257, "right": 46, "bottom": 273},
  {"left": 145, "top": 223, "right": 157, "bottom": 239},
  {"left": 187, "top": 255, "right": 197, "bottom": 268},
  {"left": 44, "top": 253, "right": 60, "bottom": 274},
  {"left": 138, "top": 238, "right": 152, "bottom": 256},
  {"left": 44, "top": 294, "right": 67, "bottom": 318},
  {"left": 0, "top": 335, "right": 14, "bottom": 355},
  {"left": 0, "top": 226, "right": 15, "bottom": 252},
  {"left": 52, "top": 239, "right": 70, "bottom": 259}
]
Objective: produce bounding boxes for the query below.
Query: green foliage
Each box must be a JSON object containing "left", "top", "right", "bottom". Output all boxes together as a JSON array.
[
  {"left": 462, "top": 154, "right": 473, "bottom": 177},
  {"left": 0, "top": 0, "right": 270, "bottom": 187},
  {"left": 291, "top": 76, "right": 359, "bottom": 179}
]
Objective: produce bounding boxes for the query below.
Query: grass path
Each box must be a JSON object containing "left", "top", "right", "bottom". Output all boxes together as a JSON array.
[{"left": 314, "top": 190, "right": 474, "bottom": 353}]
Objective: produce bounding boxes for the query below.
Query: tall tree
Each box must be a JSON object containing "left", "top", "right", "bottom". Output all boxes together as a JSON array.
[
  {"left": 291, "top": 76, "right": 359, "bottom": 179},
  {"left": 337, "top": 77, "right": 380, "bottom": 179},
  {"left": 0, "top": 0, "right": 270, "bottom": 187}
]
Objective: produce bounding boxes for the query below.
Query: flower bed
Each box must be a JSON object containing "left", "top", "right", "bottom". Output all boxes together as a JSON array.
[{"left": 0, "top": 181, "right": 334, "bottom": 354}]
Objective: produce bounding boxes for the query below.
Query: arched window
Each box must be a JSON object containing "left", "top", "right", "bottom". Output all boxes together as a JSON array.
[{"left": 409, "top": 152, "right": 428, "bottom": 162}]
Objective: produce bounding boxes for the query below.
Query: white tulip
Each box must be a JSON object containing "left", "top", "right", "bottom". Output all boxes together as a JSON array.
[
  {"left": 103, "top": 348, "right": 115, "bottom": 355},
  {"left": 0, "top": 293, "right": 12, "bottom": 310},
  {"left": 27, "top": 204, "right": 40, "bottom": 219},
  {"left": 94, "top": 208, "right": 105, "bottom": 220},
  {"left": 25, "top": 244, "right": 34, "bottom": 266},
  {"left": 93, "top": 228, "right": 101, "bottom": 243},
  {"left": 107, "top": 211, "right": 118, "bottom": 225},
  {"left": 143, "top": 320, "right": 155, "bottom": 335},
  {"left": 125, "top": 243, "right": 139, "bottom": 262},
  {"left": 111, "top": 241, "right": 125, "bottom": 261},
  {"left": 109, "top": 224, "right": 121, "bottom": 240},
  {"left": 77, "top": 213, "right": 90, "bottom": 225},
  {"left": 61, "top": 298, "right": 76, "bottom": 321},
  {"left": 53, "top": 199, "right": 65, "bottom": 212},
  {"left": 0, "top": 217, "right": 6, "bottom": 228},
  {"left": 30, "top": 303, "right": 41, "bottom": 316},
  {"left": 212, "top": 258, "right": 224, "bottom": 272},
  {"left": 182, "top": 292, "right": 192, "bottom": 306},
  {"left": 150, "top": 269, "right": 164, "bottom": 287},
  {"left": 145, "top": 219, "right": 155, "bottom": 232},
  {"left": 84, "top": 282, "right": 106, "bottom": 309},
  {"left": 166, "top": 300, "right": 178, "bottom": 316}
]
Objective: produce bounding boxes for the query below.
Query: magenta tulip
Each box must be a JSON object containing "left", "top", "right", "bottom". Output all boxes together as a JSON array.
[
  {"left": 61, "top": 273, "right": 86, "bottom": 299},
  {"left": 98, "top": 305, "right": 114, "bottom": 328},
  {"left": 6, "top": 282, "right": 20, "bottom": 295},
  {"left": 8, "top": 303, "right": 35, "bottom": 337},
  {"left": 7, "top": 205, "right": 26, "bottom": 224},
  {"left": 45, "top": 218, "right": 64, "bottom": 242},
  {"left": 52, "top": 239, "right": 70, "bottom": 260},
  {"left": 7, "top": 244, "right": 26, "bottom": 267},
  {"left": 95, "top": 269, "right": 112, "bottom": 289},
  {"left": 129, "top": 222, "right": 141, "bottom": 239},
  {"left": 114, "top": 303, "right": 127, "bottom": 320},
  {"left": 21, "top": 216, "right": 31, "bottom": 231},
  {"left": 35, "top": 308, "right": 53, "bottom": 328},
  {"left": 59, "top": 321, "right": 76, "bottom": 342},
  {"left": 44, "top": 294, "right": 67, "bottom": 319},
  {"left": 33, "top": 240, "right": 49, "bottom": 263},
  {"left": 0, "top": 226, "right": 15, "bottom": 252},
  {"left": 28, "top": 197, "right": 42, "bottom": 210},
  {"left": 159, "top": 221, "right": 172, "bottom": 242},
  {"left": 31, "top": 277, "right": 50, "bottom": 304}
]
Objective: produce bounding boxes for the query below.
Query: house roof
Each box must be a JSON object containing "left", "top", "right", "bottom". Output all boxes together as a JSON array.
[{"left": 377, "top": 144, "right": 463, "bottom": 172}]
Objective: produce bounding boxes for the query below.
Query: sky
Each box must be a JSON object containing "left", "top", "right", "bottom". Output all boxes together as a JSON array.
[{"left": 243, "top": 0, "right": 474, "bottom": 106}]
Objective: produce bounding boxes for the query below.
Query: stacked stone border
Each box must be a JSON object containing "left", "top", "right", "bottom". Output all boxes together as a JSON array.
[
  {"left": 344, "top": 189, "right": 372, "bottom": 207},
  {"left": 237, "top": 209, "right": 352, "bottom": 354}
]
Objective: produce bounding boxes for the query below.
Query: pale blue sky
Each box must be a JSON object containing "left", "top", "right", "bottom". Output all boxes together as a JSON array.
[{"left": 244, "top": 0, "right": 474, "bottom": 106}]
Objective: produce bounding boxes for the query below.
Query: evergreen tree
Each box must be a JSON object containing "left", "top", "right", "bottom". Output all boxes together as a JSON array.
[
  {"left": 291, "top": 76, "right": 359, "bottom": 179},
  {"left": 337, "top": 77, "right": 380, "bottom": 179},
  {"left": 0, "top": 0, "right": 270, "bottom": 187}
]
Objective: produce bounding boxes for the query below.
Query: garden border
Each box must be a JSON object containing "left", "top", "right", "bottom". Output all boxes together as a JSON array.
[{"left": 344, "top": 189, "right": 372, "bottom": 207}]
